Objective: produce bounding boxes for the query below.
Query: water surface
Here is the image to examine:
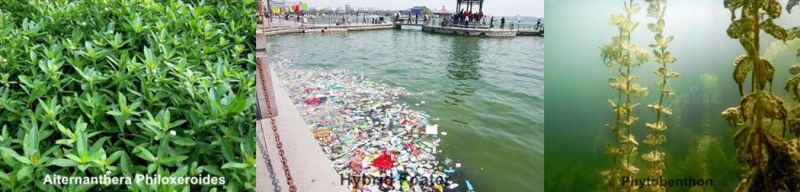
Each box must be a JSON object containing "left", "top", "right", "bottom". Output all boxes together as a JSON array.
[{"left": 267, "top": 30, "right": 543, "bottom": 191}]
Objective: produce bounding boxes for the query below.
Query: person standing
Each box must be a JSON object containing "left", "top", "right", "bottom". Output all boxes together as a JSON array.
[
  {"left": 536, "top": 19, "right": 542, "bottom": 31},
  {"left": 500, "top": 17, "right": 505, "bottom": 29},
  {"left": 490, "top": 16, "right": 495, "bottom": 28}
]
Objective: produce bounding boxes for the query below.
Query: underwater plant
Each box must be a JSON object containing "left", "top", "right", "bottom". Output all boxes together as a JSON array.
[
  {"left": 722, "top": 0, "right": 800, "bottom": 191},
  {"left": 600, "top": 0, "right": 650, "bottom": 190},
  {"left": 787, "top": 0, "right": 800, "bottom": 57},
  {"left": 783, "top": 2, "right": 800, "bottom": 138},
  {"left": 642, "top": 0, "right": 678, "bottom": 191}
]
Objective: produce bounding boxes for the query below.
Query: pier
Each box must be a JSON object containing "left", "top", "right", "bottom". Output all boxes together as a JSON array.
[
  {"left": 259, "top": 12, "right": 542, "bottom": 38},
  {"left": 261, "top": 21, "right": 394, "bottom": 36},
  {"left": 259, "top": 18, "right": 543, "bottom": 37}
]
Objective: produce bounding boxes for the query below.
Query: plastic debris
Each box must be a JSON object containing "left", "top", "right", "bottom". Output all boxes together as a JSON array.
[
  {"left": 425, "top": 124, "right": 439, "bottom": 135},
  {"left": 372, "top": 151, "right": 394, "bottom": 171},
  {"left": 273, "top": 60, "right": 454, "bottom": 191}
]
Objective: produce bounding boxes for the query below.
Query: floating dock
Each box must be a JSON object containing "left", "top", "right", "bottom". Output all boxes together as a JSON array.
[
  {"left": 421, "top": 25, "right": 518, "bottom": 37},
  {"left": 260, "top": 23, "right": 394, "bottom": 36}
]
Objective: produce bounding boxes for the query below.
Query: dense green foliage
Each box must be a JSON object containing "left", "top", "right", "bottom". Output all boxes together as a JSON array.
[{"left": 0, "top": 0, "right": 256, "bottom": 191}]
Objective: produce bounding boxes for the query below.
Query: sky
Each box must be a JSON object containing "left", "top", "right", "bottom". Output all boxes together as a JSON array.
[{"left": 285, "top": 0, "right": 543, "bottom": 17}]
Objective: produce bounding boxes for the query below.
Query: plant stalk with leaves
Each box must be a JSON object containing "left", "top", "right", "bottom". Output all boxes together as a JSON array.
[
  {"left": 781, "top": 1, "right": 800, "bottom": 138},
  {"left": 722, "top": 0, "right": 800, "bottom": 191},
  {"left": 601, "top": 0, "right": 650, "bottom": 190},
  {"left": 641, "top": 1, "right": 678, "bottom": 192}
]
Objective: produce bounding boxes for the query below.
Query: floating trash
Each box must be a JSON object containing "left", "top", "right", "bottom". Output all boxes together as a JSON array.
[{"left": 273, "top": 60, "right": 460, "bottom": 191}]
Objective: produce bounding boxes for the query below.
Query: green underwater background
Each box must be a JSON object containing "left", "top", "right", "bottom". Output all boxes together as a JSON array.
[{"left": 545, "top": 0, "right": 800, "bottom": 191}]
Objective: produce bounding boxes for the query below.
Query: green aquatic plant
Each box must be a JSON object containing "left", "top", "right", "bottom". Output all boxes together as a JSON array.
[
  {"left": 600, "top": 0, "right": 650, "bottom": 190},
  {"left": 786, "top": 0, "right": 800, "bottom": 57},
  {"left": 641, "top": 1, "right": 678, "bottom": 191},
  {"left": 776, "top": 3, "right": 800, "bottom": 139},
  {"left": 722, "top": 0, "right": 800, "bottom": 191}
]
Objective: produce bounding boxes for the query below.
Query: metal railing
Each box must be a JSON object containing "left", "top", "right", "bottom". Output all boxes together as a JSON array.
[
  {"left": 422, "top": 18, "right": 544, "bottom": 31},
  {"left": 263, "top": 14, "right": 392, "bottom": 29},
  {"left": 262, "top": 13, "right": 545, "bottom": 33}
]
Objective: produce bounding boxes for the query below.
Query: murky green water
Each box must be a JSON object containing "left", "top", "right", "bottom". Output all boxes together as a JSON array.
[
  {"left": 546, "top": 1, "right": 800, "bottom": 191},
  {"left": 267, "top": 30, "right": 543, "bottom": 191}
]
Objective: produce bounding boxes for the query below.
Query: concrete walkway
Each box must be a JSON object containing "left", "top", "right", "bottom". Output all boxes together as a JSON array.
[
  {"left": 259, "top": 18, "right": 394, "bottom": 36},
  {"left": 255, "top": 32, "right": 347, "bottom": 191}
]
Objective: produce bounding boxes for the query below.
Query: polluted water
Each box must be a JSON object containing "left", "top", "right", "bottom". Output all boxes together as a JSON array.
[{"left": 273, "top": 59, "right": 474, "bottom": 191}]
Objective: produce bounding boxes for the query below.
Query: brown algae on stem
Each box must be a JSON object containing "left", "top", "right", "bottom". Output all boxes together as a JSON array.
[
  {"left": 600, "top": 0, "right": 650, "bottom": 190},
  {"left": 722, "top": 0, "right": 800, "bottom": 191},
  {"left": 641, "top": 1, "right": 678, "bottom": 192}
]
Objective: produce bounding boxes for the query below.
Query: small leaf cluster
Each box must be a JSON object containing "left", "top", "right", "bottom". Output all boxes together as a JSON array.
[{"left": 0, "top": 0, "right": 256, "bottom": 191}]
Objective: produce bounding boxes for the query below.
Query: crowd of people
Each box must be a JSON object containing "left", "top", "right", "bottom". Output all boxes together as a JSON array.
[{"left": 453, "top": 10, "right": 483, "bottom": 23}]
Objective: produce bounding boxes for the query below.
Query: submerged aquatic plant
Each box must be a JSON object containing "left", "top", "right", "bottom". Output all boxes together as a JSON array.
[
  {"left": 783, "top": 4, "right": 800, "bottom": 138},
  {"left": 722, "top": 0, "right": 800, "bottom": 191},
  {"left": 641, "top": 1, "right": 678, "bottom": 191},
  {"left": 600, "top": 0, "right": 650, "bottom": 190}
]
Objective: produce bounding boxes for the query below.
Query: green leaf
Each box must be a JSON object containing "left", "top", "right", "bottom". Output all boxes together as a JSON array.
[
  {"left": 16, "top": 166, "right": 33, "bottom": 180},
  {"left": 221, "top": 162, "right": 249, "bottom": 169},
  {"left": 108, "top": 151, "right": 124, "bottom": 164},
  {"left": 23, "top": 123, "right": 39, "bottom": 157},
  {"left": 1, "top": 125, "right": 7, "bottom": 142},
  {"left": 170, "top": 137, "right": 196, "bottom": 146},
  {"left": 175, "top": 166, "right": 189, "bottom": 177},
  {"left": 134, "top": 146, "right": 156, "bottom": 162},
  {"left": 227, "top": 96, "right": 248, "bottom": 116},
  {"left": 217, "top": 138, "right": 235, "bottom": 162},
  {"left": 169, "top": 120, "right": 186, "bottom": 129},
  {"left": 120, "top": 153, "right": 133, "bottom": 175},
  {"left": 161, "top": 155, "right": 188, "bottom": 164},
  {"left": 117, "top": 92, "right": 127, "bottom": 109},
  {"left": 76, "top": 118, "right": 89, "bottom": 157},
  {"left": 200, "top": 165, "right": 223, "bottom": 176},
  {"left": 106, "top": 110, "right": 123, "bottom": 116},
  {"left": 89, "top": 137, "right": 110, "bottom": 155},
  {"left": 0, "top": 147, "right": 30, "bottom": 164},
  {"left": 48, "top": 158, "right": 78, "bottom": 167},
  {"left": 0, "top": 171, "right": 8, "bottom": 182},
  {"left": 55, "top": 122, "right": 75, "bottom": 140},
  {"left": 65, "top": 154, "right": 82, "bottom": 163},
  {"left": 147, "top": 163, "right": 157, "bottom": 173}
]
